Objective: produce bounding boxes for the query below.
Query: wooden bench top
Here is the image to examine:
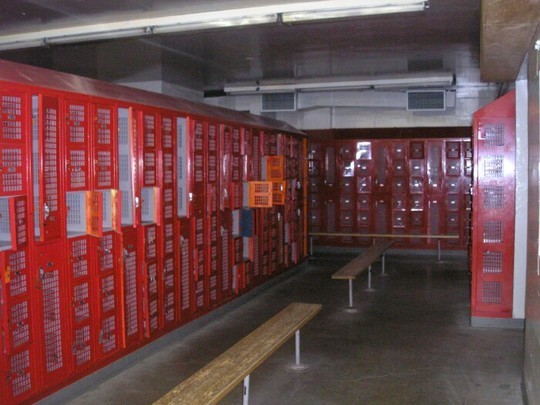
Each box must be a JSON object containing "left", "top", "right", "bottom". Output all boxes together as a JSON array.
[
  {"left": 154, "top": 302, "right": 322, "bottom": 405},
  {"left": 332, "top": 239, "right": 394, "bottom": 280},
  {"left": 311, "top": 232, "right": 459, "bottom": 239}
]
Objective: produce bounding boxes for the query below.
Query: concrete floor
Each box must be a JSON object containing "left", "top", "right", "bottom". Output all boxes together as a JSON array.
[{"left": 42, "top": 252, "right": 524, "bottom": 405}]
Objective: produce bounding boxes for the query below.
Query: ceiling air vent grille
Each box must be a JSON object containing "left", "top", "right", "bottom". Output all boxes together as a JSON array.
[
  {"left": 261, "top": 92, "right": 296, "bottom": 112},
  {"left": 407, "top": 90, "right": 446, "bottom": 111}
]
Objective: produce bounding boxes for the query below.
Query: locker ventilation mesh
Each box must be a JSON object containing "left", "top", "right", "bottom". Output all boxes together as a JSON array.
[
  {"left": 482, "top": 251, "right": 503, "bottom": 273},
  {"left": 483, "top": 221, "right": 503, "bottom": 243},
  {"left": 483, "top": 155, "right": 504, "bottom": 178},
  {"left": 483, "top": 186, "right": 504, "bottom": 208},
  {"left": 481, "top": 281, "right": 502, "bottom": 304},
  {"left": 484, "top": 123, "right": 504, "bottom": 146}
]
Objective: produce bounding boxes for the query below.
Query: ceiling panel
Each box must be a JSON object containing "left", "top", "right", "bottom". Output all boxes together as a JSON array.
[{"left": 7, "top": 0, "right": 533, "bottom": 93}]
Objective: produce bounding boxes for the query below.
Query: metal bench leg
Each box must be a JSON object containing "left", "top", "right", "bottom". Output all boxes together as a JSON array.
[
  {"left": 380, "top": 254, "right": 388, "bottom": 277},
  {"left": 287, "top": 330, "right": 310, "bottom": 372},
  {"left": 310, "top": 236, "right": 313, "bottom": 257},
  {"left": 345, "top": 278, "right": 358, "bottom": 313},
  {"left": 243, "top": 375, "right": 250, "bottom": 405},
  {"left": 437, "top": 239, "right": 442, "bottom": 262},
  {"left": 365, "top": 265, "right": 375, "bottom": 292}
]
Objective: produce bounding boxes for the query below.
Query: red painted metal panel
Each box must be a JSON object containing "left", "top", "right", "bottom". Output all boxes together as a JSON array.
[
  {"left": 97, "top": 231, "right": 121, "bottom": 357},
  {"left": 94, "top": 104, "right": 116, "bottom": 190},
  {"left": 471, "top": 91, "right": 515, "bottom": 318},
  {"left": 0, "top": 91, "right": 27, "bottom": 197},
  {"left": 65, "top": 100, "right": 89, "bottom": 191},
  {"left": 67, "top": 235, "right": 96, "bottom": 372},
  {"left": 38, "top": 96, "right": 62, "bottom": 241},
  {"left": 178, "top": 218, "right": 191, "bottom": 320},
  {"left": 9, "top": 195, "right": 28, "bottom": 250},
  {"left": 121, "top": 226, "right": 142, "bottom": 348},
  {"left": 35, "top": 242, "right": 69, "bottom": 386}
]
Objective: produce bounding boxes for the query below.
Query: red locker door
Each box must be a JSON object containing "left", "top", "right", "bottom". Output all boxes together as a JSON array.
[
  {"left": 0, "top": 247, "right": 38, "bottom": 403},
  {"left": 191, "top": 216, "right": 205, "bottom": 314},
  {"left": 220, "top": 125, "right": 232, "bottom": 210},
  {"left": 67, "top": 236, "right": 96, "bottom": 373},
  {"left": 220, "top": 212, "right": 232, "bottom": 301},
  {"left": 8, "top": 195, "right": 29, "bottom": 251},
  {"left": 65, "top": 100, "right": 89, "bottom": 191},
  {"left": 142, "top": 113, "right": 157, "bottom": 188},
  {"left": 178, "top": 219, "right": 191, "bottom": 321},
  {"left": 142, "top": 224, "right": 160, "bottom": 338},
  {"left": 162, "top": 254, "right": 176, "bottom": 329},
  {"left": 97, "top": 232, "right": 121, "bottom": 358},
  {"left": 0, "top": 91, "right": 28, "bottom": 198},
  {"left": 37, "top": 96, "right": 62, "bottom": 241},
  {"left": 121, "top": 226, "right": 142, "bottom": 348},
  {"left": 35, "top": 242, "right": 69, "bottom": 387},
  {"left": 471, "top": 92, "right": 515, "bottom": 318},
  {"left": 93, "top": 104, "right": 116, "bottom": 190}
]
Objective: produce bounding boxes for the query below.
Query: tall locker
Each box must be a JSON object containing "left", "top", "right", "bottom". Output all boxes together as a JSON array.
[
  {"left": 471, "top": 91, "right": 516, "bottom": 319},
  {"left": 160, "top": 115, "right": 178, "bottom": 330},
  {"left": 190, "top": 120, "right": 206, "bottom": 315},
  {"left": 206, "top": 123, "right": 220, "bottom": 307},
  {"left": 118, "top": 108, "right": 143, "bottom": 348},
  {"left": 0, "top": 90, "right": 39, "bottom": 403}
]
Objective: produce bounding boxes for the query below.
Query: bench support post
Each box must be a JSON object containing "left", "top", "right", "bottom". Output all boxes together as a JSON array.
[
  {"left": 437, "top": 239, "right": 441, "bottom": 262},
  {"left": 344, "top": 278, "right": 358, "bottom": 313},
  {"left": 365, "top": 265, "right": 375, "bottom": 292},
  {"left": 286, "top": 330, "right": 310, "bottom": 372},
  {"left": 243, "top": 375, "right": 250, "bottom": 405},
  {"left": 310, "top": 236, "right": 313, "bottom": 256},
  {"left": 380, "top": 254, "right": 388, "bottom": 277}
]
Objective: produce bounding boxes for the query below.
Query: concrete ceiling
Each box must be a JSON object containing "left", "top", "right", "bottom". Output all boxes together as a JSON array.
[
  {"left": 0, "top": 0, "right": 536, "bottom": 91},
  {"left": 481, "top": 0, "right": 540, "bottom": 82}
]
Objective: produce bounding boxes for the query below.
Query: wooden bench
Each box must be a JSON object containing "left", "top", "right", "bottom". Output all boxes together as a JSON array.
[
  {"left": 154, "top": 302, "right": 322, "bottom": 405},
  {"left": 332, "top": 239, "right": 394, "bottom": 312},
  {"left": 310, "top": 232, "right": 459, "bottom": 261}
]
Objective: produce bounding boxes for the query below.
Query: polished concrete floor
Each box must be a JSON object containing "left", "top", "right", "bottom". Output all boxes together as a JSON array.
[{"left": 43, "top": 251, "right": 524, "bottom": 404}]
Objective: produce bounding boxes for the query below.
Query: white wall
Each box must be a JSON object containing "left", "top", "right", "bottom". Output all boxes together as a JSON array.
[{"left": 514, "top": 78, "right": 529, "bottom": 320}]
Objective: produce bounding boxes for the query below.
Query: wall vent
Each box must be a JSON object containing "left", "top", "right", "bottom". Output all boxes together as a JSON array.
[
  {"left": 261, "top": 92, "right": 296, "bottom": 112},
  {"left": 407, "top": 90, "right": 446, "bottom": 111}
]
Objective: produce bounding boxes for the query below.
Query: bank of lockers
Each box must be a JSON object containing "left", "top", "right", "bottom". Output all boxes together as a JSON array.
[
  {"left": 308, "top": 138, "right": 472, "bottom": 249},
  {"left": 0, "top": 59, "right": 307, "bottom": 404}
]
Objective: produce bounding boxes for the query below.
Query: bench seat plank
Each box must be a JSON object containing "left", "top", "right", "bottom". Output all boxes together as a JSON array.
[
  {"left": 154, "top": 302, "right": 322, "bottom": 405},
  {"left": 332, "top": 239, "right": 394, "bottom": 280}
]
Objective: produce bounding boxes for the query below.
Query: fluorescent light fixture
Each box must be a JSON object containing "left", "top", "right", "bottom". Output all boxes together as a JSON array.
[
  {"left": 0, "top": 1, "right": 428, "bottom": 51},
  {"left": 224, "top": 71, "right": 454, "bottom": 94},
  {"left": 282, "top": 0, "right": 428, "bottom": 22}
]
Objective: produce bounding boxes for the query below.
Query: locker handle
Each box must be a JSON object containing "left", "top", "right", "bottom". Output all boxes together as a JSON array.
[{"left": 43, "top": 202, "right": 50, "bottom": 220}]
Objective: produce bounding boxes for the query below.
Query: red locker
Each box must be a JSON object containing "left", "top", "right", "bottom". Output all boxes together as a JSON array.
[
  {"left": 0, "top": 91, "right": 28, "bottom": 198},
  {"left": 37, "top": 95, "right": 62, "bottom": 241},
  {"left": 65, "top": 99, "right": 90, "bottom": 191},
  {"left": 121, "top": 226, "right": 142, "bottom": 348},
  {"left": 35, "top": 242, "right": 69, "bottom": 387},
  {"left": 162, "top": 254, "right": 176, "bottom": 328},
  {"left": 67, "top": 236, "right": 96, "bottom": 373},
  {"left": 93, "top": 104, "right": 116, "bottom": 189},
  {"left": 178, "top": 218, "right": 191, "bottom": 321},
  {"left": 0, "top": 247, "right": 38, "bottom": 404},
  {"left": 97, "top": 232, "right": 121, "bottom": 357},
  {"left": 471, "top": 91, "right": 515, "bottom": 318}
]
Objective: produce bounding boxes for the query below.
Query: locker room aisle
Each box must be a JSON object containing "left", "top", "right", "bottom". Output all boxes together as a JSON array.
[{"left": 43, "top": 252, "right": 524, "bottom": 405}]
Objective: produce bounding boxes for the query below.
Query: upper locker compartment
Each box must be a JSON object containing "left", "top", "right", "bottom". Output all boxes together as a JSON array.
[
  {"left": 33, "top": 95, "right": 62, "bottom": 241},
  {"left": 0, "top": 91, "right": 30, "bottom": 251}
]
